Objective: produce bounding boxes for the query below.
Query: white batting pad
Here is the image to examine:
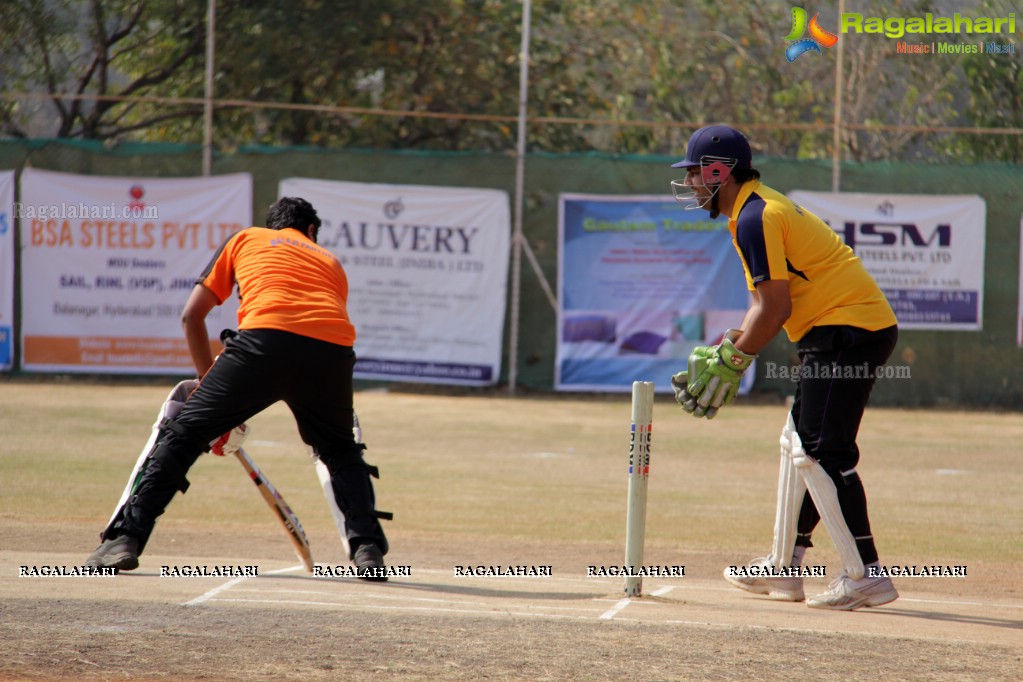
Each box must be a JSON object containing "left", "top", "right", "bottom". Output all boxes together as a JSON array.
[{"left": 105, "top": 379, "right": 198, "bottom": 529}]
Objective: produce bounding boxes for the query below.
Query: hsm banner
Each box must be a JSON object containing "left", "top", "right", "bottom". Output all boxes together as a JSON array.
[
  {"left": 19, "top": 168, "right": 251, "bottom": 373},
  {"left": 556, "top": 194, "right": 752, "bottom": 393},
  {"left": 0, "top": 170, "right": 14, "bottom": 370},
  {"left": 279, "top": 178, "right": 510, "bottom": 386},
  {"left": 789, "top": 191, "right": 985, "bottom": 331}
]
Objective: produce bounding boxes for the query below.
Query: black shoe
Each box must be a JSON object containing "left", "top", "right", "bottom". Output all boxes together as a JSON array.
[
  {"left": 85, "top": 535, "right": 140, "bottom": 572},
  {"left": 353, "top": 543, "right": 388, "bottom": 582}
]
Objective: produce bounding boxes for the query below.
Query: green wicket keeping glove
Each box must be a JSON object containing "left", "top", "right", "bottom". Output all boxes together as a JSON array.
[
  {"left": 686, "top": 339, "right": 757, "bottom": 418},
  {"left": 670, "top": 370, "right": 697, "bottom": 414},
  {"left": 671, "top": 345, "right": 716, "bottom": 416}
]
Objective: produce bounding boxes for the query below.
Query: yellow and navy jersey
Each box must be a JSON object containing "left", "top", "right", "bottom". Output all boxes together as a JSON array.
[
  {"left": 200, "top": 227, "right": 356, "bottom": 346},
  {"left": 728, "top": 181, "right": 896, "bottom": 342}
]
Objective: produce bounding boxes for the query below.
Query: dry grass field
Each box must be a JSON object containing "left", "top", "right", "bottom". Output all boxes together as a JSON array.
[{"left": 1, "top": 379, "right": 1021, "bottom": 681}]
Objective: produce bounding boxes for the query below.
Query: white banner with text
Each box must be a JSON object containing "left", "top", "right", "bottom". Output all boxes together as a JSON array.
[
  {"left": 279, "top": 177, "right": 510, "bottom": 386},
  {"left": 19, "top": 168, "right": 251, "bottom": 373},
  {"left": 789, "top": 191, "right": 985, "bottom": 331}
]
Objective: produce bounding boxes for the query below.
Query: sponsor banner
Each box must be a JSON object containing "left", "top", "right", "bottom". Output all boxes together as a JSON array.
[
  {"left": 279, "top": 178, "right": 510, "bottom": 386},
  {"left": 19, "top": 168, "right": 251, "bottom": 373},
  {"left": 789, "top": 191, "right": 985, "bottom": 331},
  {"left": 556, "top": 194, "right": 752, "bottom": 393},
  {"left": 0, "top": 170, "right": 13, "bottom": 370}
]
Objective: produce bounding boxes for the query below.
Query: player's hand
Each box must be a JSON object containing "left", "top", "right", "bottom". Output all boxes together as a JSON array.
[
  {"left": 686, "top": 339, "right": 757, "bottom": 419},
  {"left": 671, "top": 345, "right": 715, "bottom": 416},
  {"left": 670, "top": 371, "right": 698, "bottom": 413},
  {"left": 210, "top": 423, "right": 250, "bottom": 456}
]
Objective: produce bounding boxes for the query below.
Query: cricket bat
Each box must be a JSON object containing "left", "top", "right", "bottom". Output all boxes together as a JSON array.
[{"left": 233, "top": 447, "right": 315, "bottom": 573}]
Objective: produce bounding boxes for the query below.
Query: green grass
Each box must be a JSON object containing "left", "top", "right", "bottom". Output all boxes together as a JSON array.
[{"left": 2, "top": 381, "right": 1020, "bottom": 571}]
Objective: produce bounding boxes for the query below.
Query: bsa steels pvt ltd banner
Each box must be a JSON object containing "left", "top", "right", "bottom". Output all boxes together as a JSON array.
[
  {"left": 789, "top": 191, "right": 986, "bottom": 331},
  {"left": 19, "top": 168, "right": 251, "bottom": 373},
  {"left": 556, "top": 194, "right": 752, "bottom": 394},
  {"left": 279, "top": 177, "right": 510, "bottom": 387}
]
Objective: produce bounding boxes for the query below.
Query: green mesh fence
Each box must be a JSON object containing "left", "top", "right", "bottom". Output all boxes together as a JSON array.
[{"left": 3, "top": 139, "right": 1021, "bottom": 408}]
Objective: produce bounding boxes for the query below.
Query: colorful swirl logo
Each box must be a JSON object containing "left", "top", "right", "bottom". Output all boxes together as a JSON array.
[{"left": 784, "top": 7, "right": 838, "bottom": 62}]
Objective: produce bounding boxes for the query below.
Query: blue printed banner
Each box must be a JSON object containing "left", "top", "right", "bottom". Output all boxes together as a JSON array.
[
  {"left": 556, "top": 194, "right": 752, "bottom": 393},
  {"left": 0, "top": 171, "right": 12, "bottom": 371}
]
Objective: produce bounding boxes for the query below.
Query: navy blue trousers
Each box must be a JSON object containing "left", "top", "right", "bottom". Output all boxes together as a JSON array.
[{"left": 792, "top": 324, "right": 898, "bottom": 565}]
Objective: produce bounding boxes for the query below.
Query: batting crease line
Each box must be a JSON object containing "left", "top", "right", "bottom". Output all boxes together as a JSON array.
[
  {"left": 370, "top": 567, "right": 680, "bottom": 588},
  {"left": 187, "top": 586, "right": 1021, "bottom": 642},
  {"left": 166, "top": 562, "right": 1023, "bottom": 613},
  {"left": 207, "top": 597, "right": 597, "bottom": 621},
  {"left": 597, "top": 586, "right": 675, "bottom": 619},
  {"left": 182, "top": 564, "right": 304, "bottom": 606},
  {"left": 183, "top": 567, "right": 1023, "bottom": 614},
  {"left": 599, "top": 598, "right": 632, "bottom": 620},
  {"left": 220, "top": 587, "right": 602, "bottom": 613},
  {"left": 199, "top": 595, "right": 1020, "bottom": 643}
]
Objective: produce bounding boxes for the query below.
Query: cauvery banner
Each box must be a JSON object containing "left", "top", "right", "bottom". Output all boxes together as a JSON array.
[
  {"left": 19, "top": 168, "right": 251, "bottom": 373},
  {"left": 789, "top": 191, "right": 985, "bottom": 331},
  {"left": 556, "top": 194, "right": 752, "bottom": 393},
  {"left": 279, "top": 177, "right": 510, "bottom": 386}
]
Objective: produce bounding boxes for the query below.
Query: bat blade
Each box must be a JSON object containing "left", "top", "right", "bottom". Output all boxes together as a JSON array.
[{"left": 233, "top": 447, "right": 314, "bottom": 573}]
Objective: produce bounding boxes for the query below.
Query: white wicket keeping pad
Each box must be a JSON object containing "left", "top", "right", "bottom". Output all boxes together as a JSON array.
[{"left": 781, "top": 413, "right": 864, "bottom": 580}]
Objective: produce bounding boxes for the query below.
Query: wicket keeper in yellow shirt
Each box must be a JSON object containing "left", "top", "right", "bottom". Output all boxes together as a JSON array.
[{"left": 669, "top": 125, "right": 899, "bottom": 611}]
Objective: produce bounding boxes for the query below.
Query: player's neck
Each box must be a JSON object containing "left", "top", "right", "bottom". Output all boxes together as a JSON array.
[{"left": 718, "top": 182, "right": 742, "bottom": 220}]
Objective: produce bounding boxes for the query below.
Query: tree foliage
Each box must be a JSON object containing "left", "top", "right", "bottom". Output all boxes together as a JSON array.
[
  {"left": 0, "top": 0, "right": 207, "bottom": 140},
  {"left": 1, "top": 0, "right": 1020, "bottom": 162}
]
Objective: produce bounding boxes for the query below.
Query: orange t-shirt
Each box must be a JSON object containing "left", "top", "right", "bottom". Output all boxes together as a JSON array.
[{"left": 200, "top": 227, "right": 356, "bottom": 346}]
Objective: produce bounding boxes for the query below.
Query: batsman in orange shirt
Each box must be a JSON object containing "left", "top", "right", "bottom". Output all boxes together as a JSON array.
[
  {"left": 86, "top": 197, "right": 391, "bottom": 579},
  {"left": 669, "top": 125, "right": 900, "bottom": 610}
]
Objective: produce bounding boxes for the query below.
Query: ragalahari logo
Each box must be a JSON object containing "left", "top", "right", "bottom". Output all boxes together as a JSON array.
[{"left": 784, "top": 7, "right": 839, "bottom": 62}]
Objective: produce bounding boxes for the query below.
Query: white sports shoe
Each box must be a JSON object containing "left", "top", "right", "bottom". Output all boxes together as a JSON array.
[
  {"left": 723, "top": 557, "right": 805, "bottom": 602},
  {"left": 807, "top": 572, "right": 899, "bottom": 610}
]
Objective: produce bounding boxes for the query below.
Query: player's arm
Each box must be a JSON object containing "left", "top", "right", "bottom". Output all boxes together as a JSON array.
[
  {"left": 181, "top": 284, "right": 220, "bottom": 377},
  {"left": 734, "top": 280, "right": 791, "bottom": 355}
]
